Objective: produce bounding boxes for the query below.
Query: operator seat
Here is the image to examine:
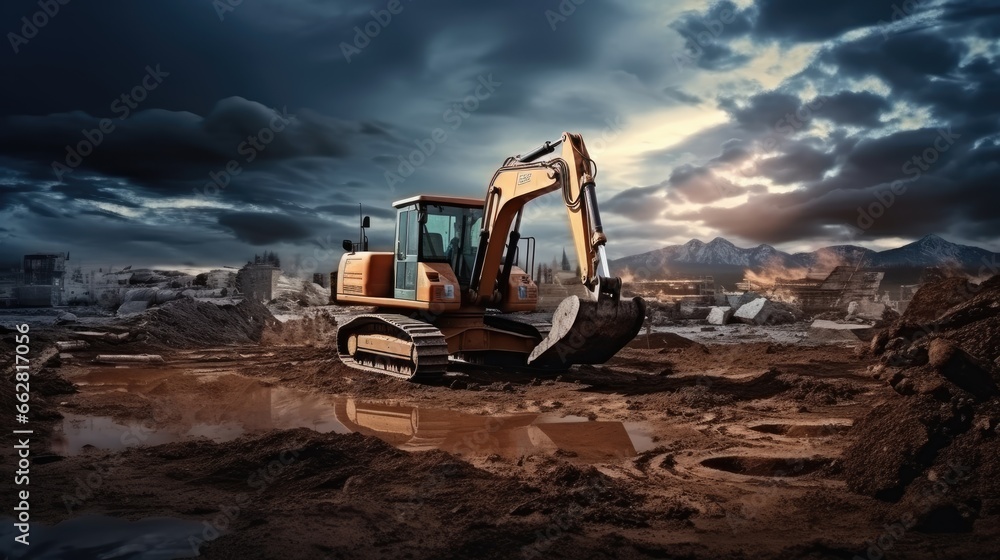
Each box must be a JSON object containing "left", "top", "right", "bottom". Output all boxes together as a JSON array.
[{"left": 423, "top": 232, "right": 444, "bottom": 258}]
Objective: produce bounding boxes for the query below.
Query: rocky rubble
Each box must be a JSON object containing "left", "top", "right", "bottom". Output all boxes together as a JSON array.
[{"left": 842, "top": 275, "right": 1000, "bottom": 532}]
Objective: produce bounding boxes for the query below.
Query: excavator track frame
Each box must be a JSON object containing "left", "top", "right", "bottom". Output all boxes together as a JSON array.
[
  {"left": 336, "top": 314, "right": 449, "bottom": 381},
  {"left": 447, "top": 313, "right": 567, "bottom": 371}
]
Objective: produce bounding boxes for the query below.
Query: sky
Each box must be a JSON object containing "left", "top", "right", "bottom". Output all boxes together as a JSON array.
[{"left": 0, "top": 0, "right": 998, "bottom": 274}]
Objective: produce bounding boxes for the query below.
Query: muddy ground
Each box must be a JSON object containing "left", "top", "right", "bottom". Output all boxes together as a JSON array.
[{"left": 1, "top": 293, "right": 998, "bottom": 559}]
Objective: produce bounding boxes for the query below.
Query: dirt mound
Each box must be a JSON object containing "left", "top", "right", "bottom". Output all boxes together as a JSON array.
[
  {"left": 930, "top": 275, "right": 1000, "bottom": 366},
  {"left": 260, "top": 309, "right": 338, "bottom": 346},
  {"left": 271, "top": 275, "right": 330, "bottom": 308},
  {"left": 871, "top": 275, "right": 1000, "bottom": 376},
  {"left": 71, "top": 429, "right": 656, "bottom": 559},
  {"left": 1, "top": 368, "right": 71, "bottom": 425},
  {"left": 843, "top": 275, "right": 1000, "bottom": 532},
  {"left": 899, "top": 277, "right": 977, "bottom": 325},
  {"left": 628, "top": 332, "right": 705, "bottom": 352},
  {"left": 130, "top": 297, "right": 278, "bottom": 348},
  {"left": 33, "top": 367, "right": 78, "bottom": 397}
]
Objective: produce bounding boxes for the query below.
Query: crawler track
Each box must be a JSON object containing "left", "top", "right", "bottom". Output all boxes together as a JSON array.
[{"left": 336, "top": 314, "right": 449, "bottom": 380}]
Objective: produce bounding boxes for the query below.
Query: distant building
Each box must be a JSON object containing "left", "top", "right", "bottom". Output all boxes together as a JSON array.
[
  {"left": 238, "top": 263, "right": 280, "bottom": 303},
  {"left": 23, "top": 253, "right": 66, "bottom": 285},
  {"left": 0, "top": 266, "right": 22, "bottom": 307},
  {"left": 16, "top": 253, "right": 68, "bottom": 306}
]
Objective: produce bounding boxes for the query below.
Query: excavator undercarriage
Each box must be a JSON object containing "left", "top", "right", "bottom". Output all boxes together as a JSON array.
[{"left": 336, "top": 295, "right": 645, "bottom": 381}]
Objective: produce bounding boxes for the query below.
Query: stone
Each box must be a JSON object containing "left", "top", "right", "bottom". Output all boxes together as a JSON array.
[
  {"left": 706, "top": 306, "right": 733, "bottom": 325},
  {"left": 733, "top": 298, "right": 796, "bottom": 325}
]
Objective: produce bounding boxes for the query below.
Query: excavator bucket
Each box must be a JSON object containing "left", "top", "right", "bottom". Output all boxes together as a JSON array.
[{"left": 528, "top": 295, "right": 646, "bottom": 366}]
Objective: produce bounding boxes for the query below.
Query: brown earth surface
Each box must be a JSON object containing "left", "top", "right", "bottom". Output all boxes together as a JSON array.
[{"left": 2, "top": 286, "right": 999, "bottom": 559}]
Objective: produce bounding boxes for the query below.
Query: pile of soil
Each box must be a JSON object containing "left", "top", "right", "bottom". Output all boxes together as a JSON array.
[
  {"left": 270, "top": 275, "right": 330, "bottom": 310},
  {"left": 628, "top": 331, "right": 706, "bottom": 352},
  {"left": 0, "top": 364, "right": 73, "bottom": 435},
  {"left": 33, "top": 428, "right": 666, "bottom": 559},
  {"left": 260, "top": 309, "right": 338, "bottom": 346},
  {"left": 129, "top": 297, "right": 278, "bottom": 349},
  {"left": 842, "top": 275, "right": 1000, "bottom": 531},
  {"left": 0, "top": 329, "right": 73, "bottom": 440},
  {"left": 897, "top": 277, "right": 979, "bottom": 325}
]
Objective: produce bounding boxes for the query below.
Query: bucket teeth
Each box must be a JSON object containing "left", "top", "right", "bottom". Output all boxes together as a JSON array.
[{"left": 528, "top": 296, "right": 646, "bottom": 366}]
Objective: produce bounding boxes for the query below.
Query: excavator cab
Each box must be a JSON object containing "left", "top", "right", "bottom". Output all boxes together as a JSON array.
[{"left": 391, "top": 196, "right": 484, "bottom": 294}]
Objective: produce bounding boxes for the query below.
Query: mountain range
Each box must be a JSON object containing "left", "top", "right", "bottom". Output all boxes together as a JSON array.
[{"left": 610, "top": 235, "right": 999, "bottom": 277}]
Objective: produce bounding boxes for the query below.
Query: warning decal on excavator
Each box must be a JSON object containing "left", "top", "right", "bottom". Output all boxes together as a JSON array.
[{"left": 516, "top": 172, "right": 531, "bottom": 186}]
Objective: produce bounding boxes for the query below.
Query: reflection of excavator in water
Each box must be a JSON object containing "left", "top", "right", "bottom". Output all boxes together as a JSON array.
[
  {"left": 331, "top": 133, "right": 646, "bottom": 380},
  {"left": 334, "top": 399, "right": 637, "bottom": 462}
]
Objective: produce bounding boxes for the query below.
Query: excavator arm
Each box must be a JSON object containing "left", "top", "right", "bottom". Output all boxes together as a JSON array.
[
  {"left": 468, "top": 132, "right": 620, "bottom": 305},
  {"left": 466, "top": 132, "right": 646, "bottom": 365}
]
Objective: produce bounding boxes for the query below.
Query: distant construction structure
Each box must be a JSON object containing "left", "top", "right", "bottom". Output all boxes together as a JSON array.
[
  {"left": 743, "top": 264, "right": 885, "bottom": 315},
  {"left": 4, "top": 253, "right": 70, "bottom": 307},
  {"left": 626, "top": 277, "right": 717, "bottom": 304},
  {"left": 232, "top": 252, "right": 281, "bottom": 303}
]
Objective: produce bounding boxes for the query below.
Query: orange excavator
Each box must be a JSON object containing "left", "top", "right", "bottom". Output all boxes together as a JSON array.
[{"left": 331, "top": 132, "right": 645, "bottom": 380}]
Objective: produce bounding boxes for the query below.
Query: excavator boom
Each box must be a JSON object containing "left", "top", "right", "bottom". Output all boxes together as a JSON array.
[{"left": 465, "top": 132, "right": 645, "bottom": 365}]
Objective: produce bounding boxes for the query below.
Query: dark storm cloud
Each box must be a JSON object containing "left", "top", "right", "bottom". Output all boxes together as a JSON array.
[
  {"left": 753, "top": 0, "right": 903, "bottom": 42},
  {"left": 670, "top": 1, "right": 754, "bottom": 71},
  {"left": 0, "top": 98, "right": 358, "bottom": 189},
  {"left": 754, "top": 141, "right": 836, "bottom": 185},
  {"left": 0, "top": 2, "right": 307, "bottom": 117},
  {"left": 667, "top": 164, "right": 760, "bottom": 204},
  {"left": 820, "top": 31, "right": 966, "bottom": 91},
  {"left": 47, "top": 178, "right": 143, "bottom": 208},
  {"left": 720, "top": 92, "right": 802, "bottom": 133},
  {"left": 1, "top": 0, "right": 998, "bottom": 263},
  {"left": 710, "top": 138, "right": 752, "bottom": 165},
  {"left": 216, "top": 211, "right": 314, "bottom": 245},
  {"left": 675, "top": 123, "right": 996, "bottom": 244},
  {"left": 631, "top": 0, "right": 999, "bottom": 249},
  {"left": 814, "top": 91, "right": 890, "bottom": 128},
  {"left": 941, "top": 0, "right": 1000, "bottom": 37},
  {"left": 639, "top": 122, "right": 746, "bottom": 174},
  {"left": 0, "top": 0, "right": 640, "bottom": 261},
  {"left": 315, "top": 204, "right": 395, "bottom": 220},
  {"left": 603, "top": 185, "right": 667, "bottom": 222},
  {"left": 812, "top": 31, "right": 998, "bottom": 134},
  {"left": 833, "top": 127, "right": 966, "bottom": 189}
]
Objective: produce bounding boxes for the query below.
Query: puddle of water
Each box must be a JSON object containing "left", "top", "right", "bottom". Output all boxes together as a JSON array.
[
  {"left": 623, "top": 422, "right": 657, "bottom": 453},
  {"left": 0, "top": 515, "right": 204, "bottom": 559},
  {"left": 700, "top": 456, "right": 833, "bottom": 477},
  {"left": 749, "top": 422, "right": 852, "bottom": 438},
  {"left": 56, "top": 366, "right": 646, "bottom": 462},
  {"left": 54, "top": 414, "right": 185, "bottom": 455}
]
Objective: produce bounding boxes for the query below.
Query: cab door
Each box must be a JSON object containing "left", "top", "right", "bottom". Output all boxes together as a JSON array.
[{"left": 394, "top": 207, "right": 419, "bottom": 300}]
